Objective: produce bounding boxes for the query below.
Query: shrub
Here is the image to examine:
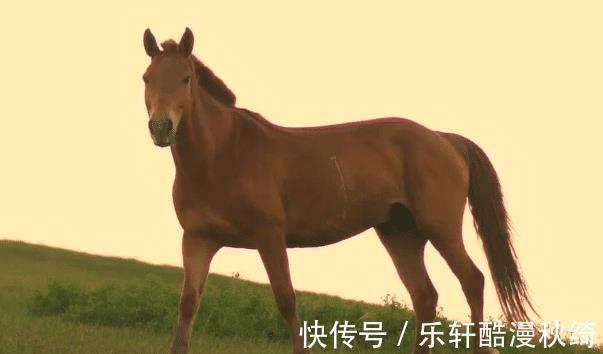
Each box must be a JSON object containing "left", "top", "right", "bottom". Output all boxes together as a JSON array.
[
  {"left": 29, "top": 280, "right": 178, "bottom": 331},
  {"left": 29, "top": 279, "right": 414, "bottom": 347},
  {"left": 28, "top": 282, "right": 86, "bottom": 316}
]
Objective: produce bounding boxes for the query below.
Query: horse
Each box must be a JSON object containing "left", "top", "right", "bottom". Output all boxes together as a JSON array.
[{"left": 141, "top": 28, "right": 535, "bottom": 354}]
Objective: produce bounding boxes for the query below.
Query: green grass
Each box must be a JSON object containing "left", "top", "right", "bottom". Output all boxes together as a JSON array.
[{"left": 0, "top": 239, "right": 600, "bottom": 354}]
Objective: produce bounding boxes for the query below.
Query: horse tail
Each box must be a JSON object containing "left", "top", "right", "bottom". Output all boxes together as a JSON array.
[{"left": 445, "top": 133, "right": 537, "bottom": 323}]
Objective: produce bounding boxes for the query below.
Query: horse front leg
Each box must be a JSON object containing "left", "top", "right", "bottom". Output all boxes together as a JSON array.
[
  {"left": 170, "top": 232, "right": 221, "bottom": 354},
  {"left": 256, "top": 228, "right": 310, "bottom": 354}
]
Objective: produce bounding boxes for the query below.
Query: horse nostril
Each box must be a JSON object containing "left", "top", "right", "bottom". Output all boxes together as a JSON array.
[{"left": 149, "top": 119, "right": 172, "bottom": 135}]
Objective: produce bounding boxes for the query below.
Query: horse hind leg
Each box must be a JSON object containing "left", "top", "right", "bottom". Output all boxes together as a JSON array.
[
  {"left": 430, "top": 229, "right": 500, "bottom": 354},
  {"left": 414, "top": 206, "right": 498, "bottom": 354},
  {"left": 375, "top": 205, "right": 438, "bottom": 354}
]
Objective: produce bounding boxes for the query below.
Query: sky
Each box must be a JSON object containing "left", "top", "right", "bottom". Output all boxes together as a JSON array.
[{"left": 1, "top": 0, "right": 602, "bottom": 336}]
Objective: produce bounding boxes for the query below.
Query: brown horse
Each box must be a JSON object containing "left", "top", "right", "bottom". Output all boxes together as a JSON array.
[{"left": 142, "top": 28, "right": 534, "bottom": 354}]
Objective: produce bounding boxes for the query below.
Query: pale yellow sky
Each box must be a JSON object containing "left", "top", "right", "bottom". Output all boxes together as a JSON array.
[{"left": 1, "top": 1, "right": 602, "bottom": 333}]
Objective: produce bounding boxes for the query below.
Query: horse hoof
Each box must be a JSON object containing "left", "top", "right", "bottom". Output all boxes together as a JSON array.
[
  {"left": 480, "top": 349, "right": 500, "bottom": 354},
  {"left": 293, "top": 349, "right": 311, "bottom": 354},
  {"left": 169, "top": 345, "right": 188, "bottom": 354}
]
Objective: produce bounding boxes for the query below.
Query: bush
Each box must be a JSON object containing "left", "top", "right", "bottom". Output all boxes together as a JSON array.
[
  {"left": 29, "top": 280, "right": 178, "bottom": 332},
  {"left": 28, "top": 279, "right": 415, "bottom": 347},
  {"left": 29, "top": 282, "right": 86, "bottom": 316},
  {"left": 69, "top": 281, "right": 179, "bottom": 331}
]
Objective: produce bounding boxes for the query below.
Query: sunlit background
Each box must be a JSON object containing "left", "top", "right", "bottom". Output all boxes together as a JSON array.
[{"left": 1, "top": 1, "right": 601, "bottom": 335}]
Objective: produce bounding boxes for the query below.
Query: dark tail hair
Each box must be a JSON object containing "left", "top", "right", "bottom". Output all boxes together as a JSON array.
[{"left": 447, "top": 134, "right": 537, "bottom": 323}]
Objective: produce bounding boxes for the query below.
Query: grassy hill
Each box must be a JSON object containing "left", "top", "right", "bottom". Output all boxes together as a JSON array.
[{"left": 0, "top": 240, "right": 600, "bottom": 354}]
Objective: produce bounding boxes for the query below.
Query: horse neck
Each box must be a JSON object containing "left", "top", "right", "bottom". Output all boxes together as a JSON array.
[{"left": 170, "top": 86, "right": 233, "bottom": 183}]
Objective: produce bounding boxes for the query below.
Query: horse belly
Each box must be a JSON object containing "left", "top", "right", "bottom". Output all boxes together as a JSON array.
[
  {"left": 282, "top": 149, "right": 405, "bottom": 247},
  {"left": 285, "top": 212, "right": 378, "bottom": 248}
]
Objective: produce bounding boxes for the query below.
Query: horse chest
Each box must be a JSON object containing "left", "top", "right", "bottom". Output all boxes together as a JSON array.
[{"left": 175, "top": 205, "right": 226, "bottom": 233}]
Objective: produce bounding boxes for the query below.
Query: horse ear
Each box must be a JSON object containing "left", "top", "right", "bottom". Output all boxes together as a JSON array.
[
  {"left": 143, "top": 29, "right": 160, "bottom": 57},
  {"left": 179, "top": 27, "right": 194, "bottom": 57}
]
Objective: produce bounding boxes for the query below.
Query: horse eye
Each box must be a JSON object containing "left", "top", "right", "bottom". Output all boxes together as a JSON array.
[{"left": 182, "top": 76, "right": 191, "bottom": 85}]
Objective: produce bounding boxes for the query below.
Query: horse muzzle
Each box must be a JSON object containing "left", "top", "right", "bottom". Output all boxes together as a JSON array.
[{"left": 149, "top": 118, "right": 175, "bottom": 147}]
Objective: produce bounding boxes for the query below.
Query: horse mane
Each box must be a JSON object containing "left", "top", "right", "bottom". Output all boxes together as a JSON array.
[
  {"left": 191, "top": 55, "right": 236, "bottom": 107},
  {"left": 160, "top": 40, "right": 237, "bottom": 107}
]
